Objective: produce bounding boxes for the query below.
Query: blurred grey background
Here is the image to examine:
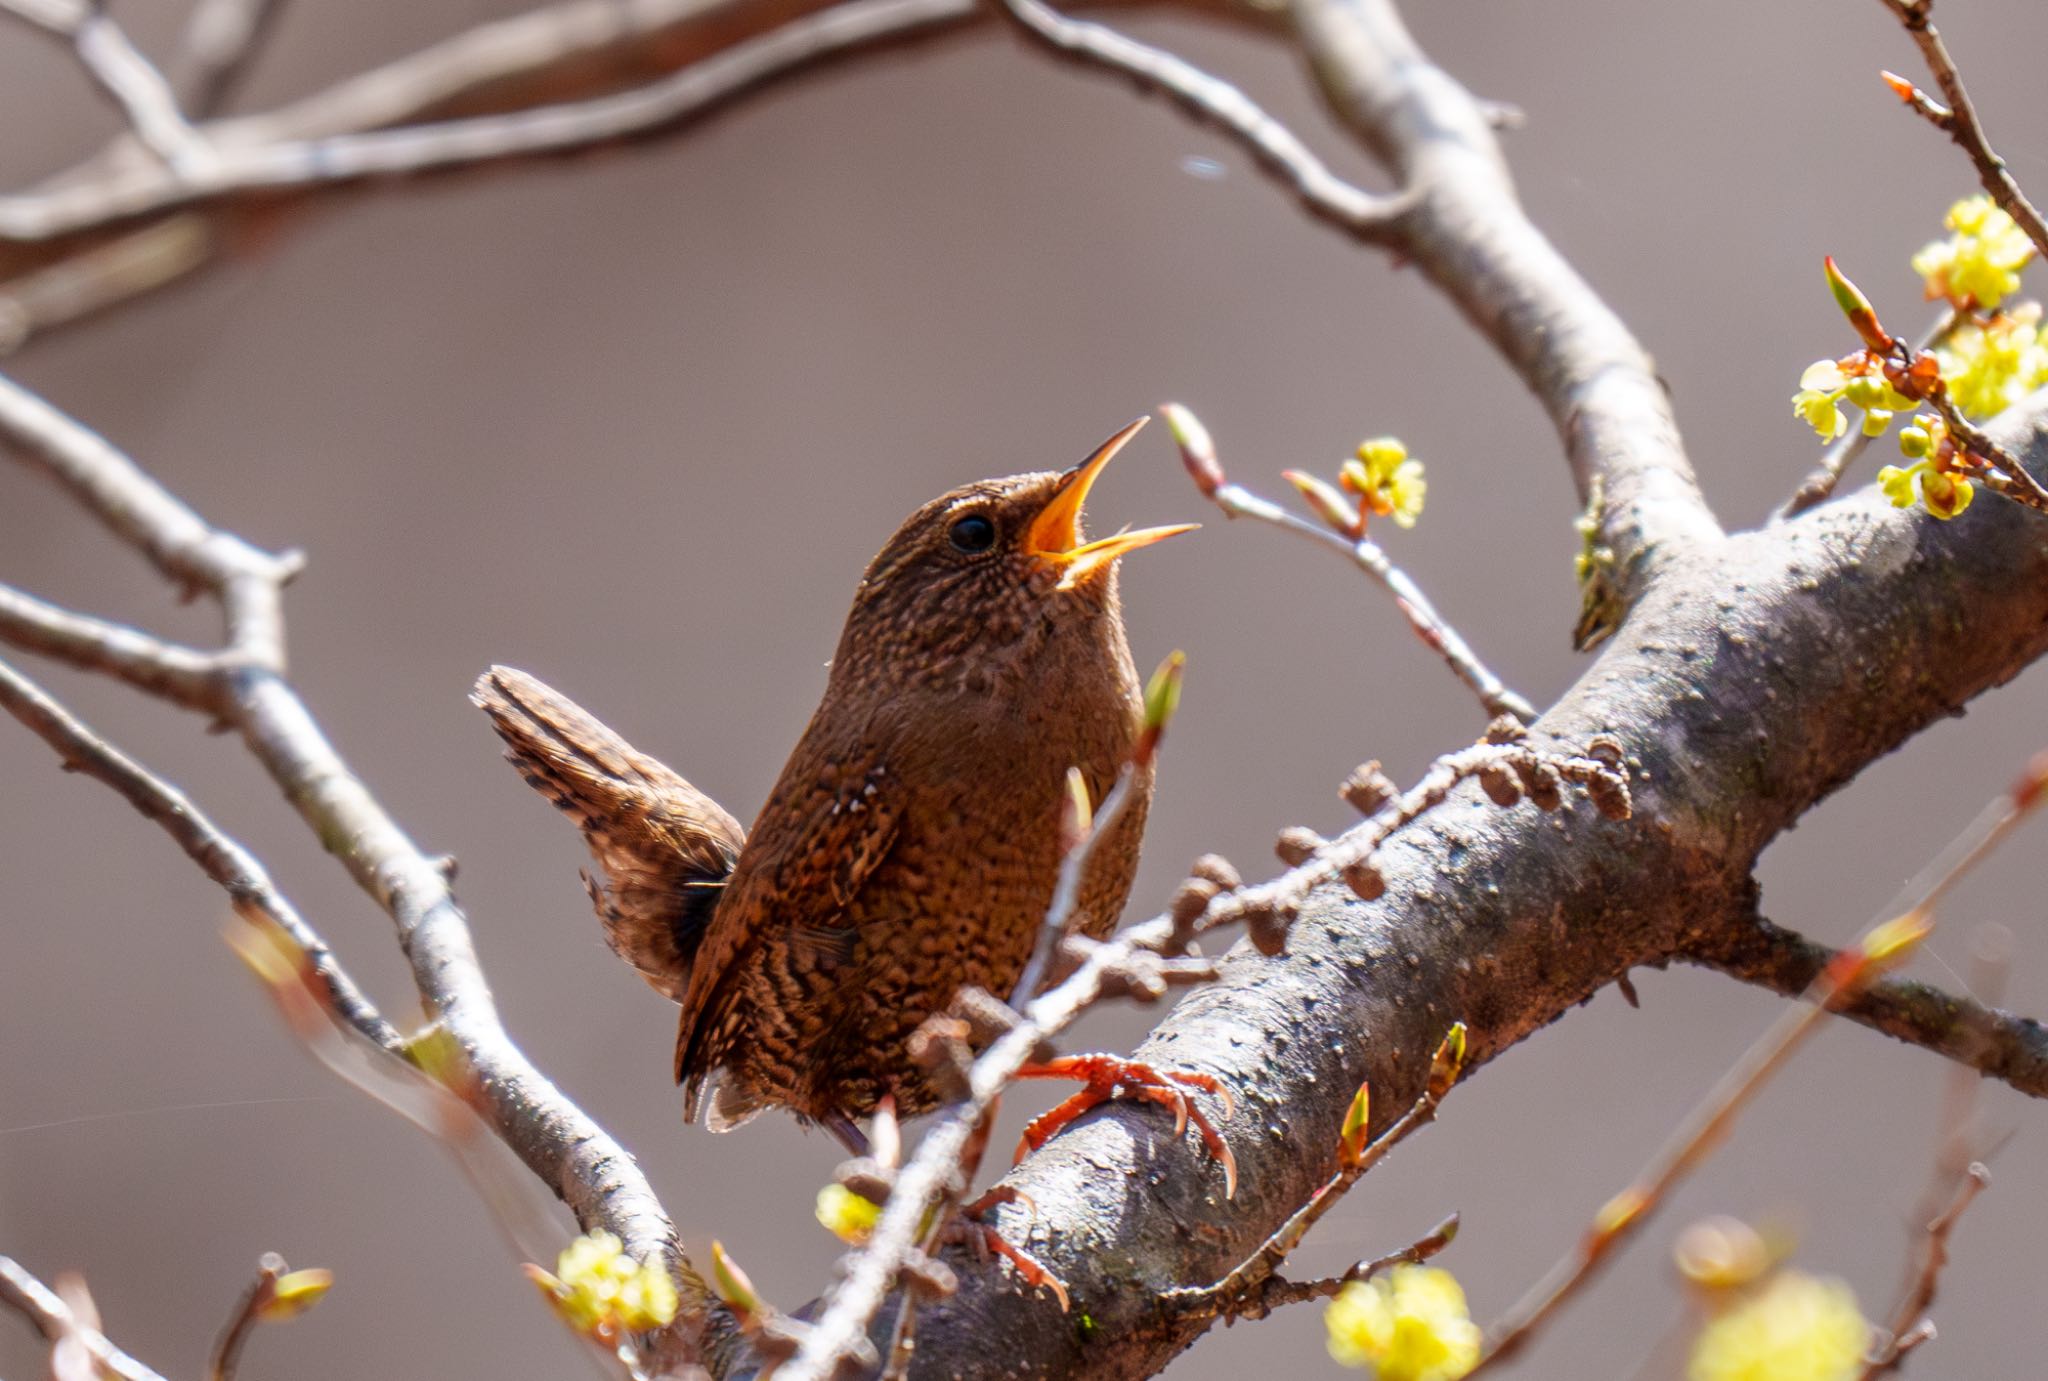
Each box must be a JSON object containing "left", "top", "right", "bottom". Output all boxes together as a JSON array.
[{"left": 3, "top": 0, "right": 2046, "bottom": 1375}]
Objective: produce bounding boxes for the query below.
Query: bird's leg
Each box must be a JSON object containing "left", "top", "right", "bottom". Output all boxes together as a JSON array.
[
  {"left": 820, "top": 1109, "right": 870, "bottom": 1156},
  {"left": 954, "top": 1184, "right": 1069, "bottom": 1311},
  {"left": 1013, "top": 1054, "right": 1237, "bottom": 1198}
]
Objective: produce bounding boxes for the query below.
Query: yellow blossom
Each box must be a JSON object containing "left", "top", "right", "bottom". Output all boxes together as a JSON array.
[
  {"left": 1934, "top": 304, "right": 2048, "bottom": 418},
  {"left": 814, "top": 1184, "right": 883, "bottom": 1244},
  {"left": 1688, "top": 1271, "right": 1869, "bottom": 1381},
  {"left": 1877, "top": 460, "right": 1975, "bottom": 520},
  {"left": 529, "top": 1231, "right": 679, "bottom": 1338},
  {"left": 1913, "top": 195, "right": 2035, "bottom": 310},
  {"left": 1343, "top": 437, "right": 1428, "bottom": 528},
  {"left": 1325, "top": 1266, "right": 1480, "bottom": 1381}
]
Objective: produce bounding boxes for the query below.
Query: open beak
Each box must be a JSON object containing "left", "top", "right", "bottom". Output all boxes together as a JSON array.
[{"left": 1024, "top": 417, "right": 1199, "bottom": 591}]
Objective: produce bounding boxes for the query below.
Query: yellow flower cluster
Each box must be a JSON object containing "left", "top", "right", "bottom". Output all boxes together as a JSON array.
[
  {"left": 529, "top": 1231, "right": 679, "bottom": 1338},
  {"left": 1688, "top": 1271, "right": 1869, "bottom": 1381},
  {"left": 1912, "top": 195, "right": 2035, "bottom": 310},
  {"left": 1791, "top": 360, "right": 1912, "bottom": 443},
  {"left": 1325, "top": 1266, "right": 1479, "bottom": 1381},
  {"left": 1935, "top": 303, "right": 2048, "bottom": 418},
  {"left": 1878, "top": 413, "right": 1975, "bottom": 520},
  {"left": 814, "top": 1184, "right": 883, "bottom": 1244},
  {"left": 1343, "top": 437, "right": 1428, "bottom": 529}
]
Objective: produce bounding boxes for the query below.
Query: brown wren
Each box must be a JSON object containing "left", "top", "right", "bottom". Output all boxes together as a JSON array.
[{"left": 473, "top": 419, "right": 1197, "bottom": 1154}]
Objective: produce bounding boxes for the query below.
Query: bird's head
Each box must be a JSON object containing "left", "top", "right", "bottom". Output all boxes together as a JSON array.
[{"left": 836, "top": 418, "right": 1197, "bottom": 690}]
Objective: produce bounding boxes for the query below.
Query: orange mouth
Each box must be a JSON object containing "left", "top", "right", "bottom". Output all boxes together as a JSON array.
[{"left": 1023, "top": 417, "right": 1198, "bottom": 591}]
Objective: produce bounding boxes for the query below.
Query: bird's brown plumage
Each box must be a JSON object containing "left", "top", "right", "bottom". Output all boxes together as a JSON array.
[{"left": 476, "top": 420, "right": 1192, "bottom": 1146}]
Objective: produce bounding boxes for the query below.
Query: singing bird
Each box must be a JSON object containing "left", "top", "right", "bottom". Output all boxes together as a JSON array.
[{"left": 474, "top": 419, "right": 1207, "bottom": 1155}]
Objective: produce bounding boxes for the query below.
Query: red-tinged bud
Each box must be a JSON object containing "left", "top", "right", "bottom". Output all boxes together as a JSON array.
[
  {"left": 1135, "top": 650, "right": 1185, "bottom": 766},
  {"left": 1337, "top": 1080, "right": 1371, "bottom": 1169},
  {"left": 1284, "top": 468, "right": 1364, "bottom": 538},
  {"left": 709, "top": 1242, "right": 761, "bottom": 1325},
  {"left": 1161, "top": 403, "right": 1225, "bottom": 499},
  {"left": 1825, "top": 256, "right": 1892, "bottom": 351},
  {"left": 1880, "top": 70, "right": 1918, "bottom": 103},
  {"left": 2011, "top": 749, "right": 2048, "bottom": 812},
  {"left": 1593, "top": 1187, "right": 1648, "bottom": 1240},
  {"left": 1427, "top": 1021, "right": 1468, "bottom": 1099}
]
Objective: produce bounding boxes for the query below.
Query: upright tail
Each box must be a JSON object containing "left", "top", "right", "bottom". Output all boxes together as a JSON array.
[{"left": 471, "top": 665, "right": 745, "bottom": 1002}]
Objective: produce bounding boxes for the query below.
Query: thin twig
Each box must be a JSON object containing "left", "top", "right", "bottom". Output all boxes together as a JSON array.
[
  {"left": 1693, "top": 915, "right": 2048, "bottom": 1098},
  {"left": 1163, "top": 1058, "right": 1460, "bottom": 1324},
  {"left": 1861, "top": 1164, "right": 1989, "bottom": 1377},
  {"left": 0, "top": 373, "right": 687, "bottom": 1307},
  {"left": 1472, "top": 925, "right": 1922, "bottom": 1373},
  {"left": 1163, "top": 404, "right": 1534, "bottom": 723},
  {"left": 991, "top": 0, "right": 1407, "bottom": 237},
  {"left": 1478, "top": 758, "right": 2044, "bottom": 1373},
  {"left": 1, "top": 0, "right": 213, "bottom": 172},
  {"left": 0, "top": 581, "right": 223, "bottom": 709},
  {"left": 0, "top": 1258, "right": 166, "bottom": 1381},
  {"left": 0, "top": 216, "right": 212, "bottom": 355},
  {"left": 0, "top": 0, "right": 984, "bottom": 244},
  {"left": 1877, "top": 0, "right": 2048, "bottom": 263},
  {"left": 0, "top": 652, "right": 401, "bottom": 1051},
  {"left": 1010, "top": 763, "right": 1142, "bottom": 1003},
  {"left": 1215, "top": 1214, "right": 1459, "bottom": 1320},
  {"left": 207, "top": 1253, "right": 284, "bottom": 1381},
  {"left": 177, "top": 0, "right": 291, "bottom": 118}
]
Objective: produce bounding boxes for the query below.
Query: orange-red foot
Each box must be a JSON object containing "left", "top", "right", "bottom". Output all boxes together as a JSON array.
[
  {"left": 956, "top": 1185, "right": 1068, "bottom": 1311},
  {"left": 1013, "top": 1053, "right": 1237, "bottom": 1199}
]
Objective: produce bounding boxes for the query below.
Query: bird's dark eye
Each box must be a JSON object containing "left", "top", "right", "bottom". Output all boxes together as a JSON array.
[{"left": 948, "top": 514, "right": 997, "bottom": 554}]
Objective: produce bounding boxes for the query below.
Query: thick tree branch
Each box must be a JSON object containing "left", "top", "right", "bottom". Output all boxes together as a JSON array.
[
  {"left": 1687, "top": 913, "right": 2048, "bottom": 1097},
  {"left": 1279, "top": 0, "right": 1719, "bottom": 572}
]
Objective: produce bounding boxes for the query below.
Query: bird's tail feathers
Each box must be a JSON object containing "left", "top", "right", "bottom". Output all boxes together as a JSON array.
[{"left": 471, "top": 665, "right": 745, "bottom": 1001}]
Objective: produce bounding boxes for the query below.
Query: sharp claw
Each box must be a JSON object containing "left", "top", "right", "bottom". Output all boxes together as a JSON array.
[
  {"left": 975, "top": 1221, "right": 1069, "bottom": 1312},
  {"left": 1013, "top": 1053, "right": 1236, "bottom": 1196}
]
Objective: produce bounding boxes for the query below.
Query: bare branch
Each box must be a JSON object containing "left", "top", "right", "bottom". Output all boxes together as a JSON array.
[
  {"left": 1877, "top": 0, "right": 2048, "bottom": 263},
  {"left": 1282, "top": 0, "right": 1719, "bottom": 570},
  {"left": 1203, "top": 1212, "right": 1459, "bottom": 1321},
  {"left": 0, "top": 651, "right": 401, "bottom": 1051},
  {"left": 0, "top": 1257, "right": 166, "bottom": 1381},
  {"left": 1690, "top": 914, "right": 2048, "bottom": 1098},
  {"left": 0, "top": 581, "right": 221, "bottom": 708},
  {"left": 1162, "top": 1064, "right": 1459, "bottom": 1327},
  {"left": 1476, "top": 910, "right": 1929, "bottom": 1371},
  {"left": 1862, "top": 1163, "right": 1989, "bottom": 1377},
  {"left": 0, "top": 216, "right": 212, "bottom": 354},
  {"left": 1, "top": 0, "right": 212, "bottom": 171},
  {"left": 208, "top": 1253, "right": 282, "bottom": 1381},
  {"left": 0, "top": 373, "right": 690, "bottom": 1316},
  {"left": 1163, "top": 403, "right": 1534, "bottom": 724},
  {"left": 0, "top": 0, "right": 984, "bottom": 244},
  {"left": 177, "top": 0, "right": 291, "bottom": 118},
  {"left": 992, "top": 0, "right": 1407, "bottom": 237}
]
